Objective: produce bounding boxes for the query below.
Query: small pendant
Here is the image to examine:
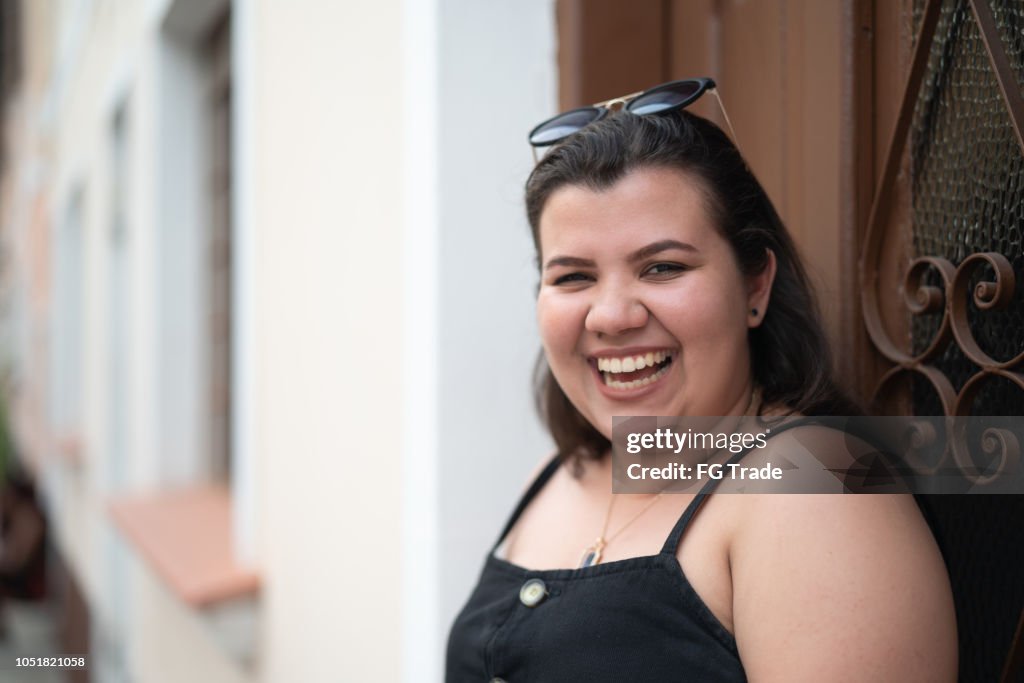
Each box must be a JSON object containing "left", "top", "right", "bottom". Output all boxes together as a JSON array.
[{"left": 579, "top": 538, "right": 606, "bottom": 568}]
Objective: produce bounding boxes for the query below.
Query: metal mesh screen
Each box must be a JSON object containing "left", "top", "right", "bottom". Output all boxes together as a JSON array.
[
  {"left": 909, "top": 0, "right": 1024, "bottom": 415},
  {"left": 907, "top": 3, "right": 1024, "bottom": 682}
]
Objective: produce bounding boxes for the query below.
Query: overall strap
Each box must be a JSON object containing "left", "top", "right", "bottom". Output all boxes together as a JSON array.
[
  {"left": 660, "top": 417, "right": 818, "bottom": 555},
  {"left": 491, "top": 453, "right": 563, "bottom": 553},
  {"left": 658, "top": 473, "right": 729, "bottom": 555}
]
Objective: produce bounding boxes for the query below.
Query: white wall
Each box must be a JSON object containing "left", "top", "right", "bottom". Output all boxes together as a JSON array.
[
  {"left": 401, "top": 0, "right": 557, "bottom": 679},
  {"left": 436, "top": 0, "right": 557, "bottom": 601},
  {"left": 250, "top": 1, "right": 406, "bottom": 680},
  {"left": 251, "top": 0, "right": 556, "bottom": 679}
]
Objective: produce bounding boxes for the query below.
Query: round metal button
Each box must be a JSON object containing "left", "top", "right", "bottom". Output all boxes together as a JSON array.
[
  {"left": 519, "top": 578, "right": 547, "bottom": 607},
  {"left": 490, "top": 678, "right": 507, "bottom": 683}
]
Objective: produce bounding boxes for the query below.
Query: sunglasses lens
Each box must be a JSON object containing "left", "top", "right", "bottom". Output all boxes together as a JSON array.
[
  {"left": 529, "top": 107, "right": 603, "bottom": 146},
  {"left": 627, "top": 81, "right": 703, "bottom": 116}
]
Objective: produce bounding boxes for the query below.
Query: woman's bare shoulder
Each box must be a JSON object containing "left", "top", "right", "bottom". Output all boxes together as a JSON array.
[
  {"left": 500, "top": 452, "right": 565, "bottom": 558},
  {"left": 729, "top": 493, "right": 957, "bottom": 681}
]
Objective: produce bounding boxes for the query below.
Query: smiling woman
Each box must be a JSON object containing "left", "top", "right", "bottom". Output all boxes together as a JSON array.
[{"left": 445, "top": 94, "right": 957, "bottom": 682}]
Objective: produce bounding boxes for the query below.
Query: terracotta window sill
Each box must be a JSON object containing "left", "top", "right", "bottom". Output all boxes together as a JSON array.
[{"left": 109, "top": 486, "right": 260, "bottom": 607}]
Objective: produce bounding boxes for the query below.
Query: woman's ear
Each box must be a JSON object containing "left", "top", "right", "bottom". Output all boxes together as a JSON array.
[{"left": 747, "top": 249, "right": 777, "bottom": 328}]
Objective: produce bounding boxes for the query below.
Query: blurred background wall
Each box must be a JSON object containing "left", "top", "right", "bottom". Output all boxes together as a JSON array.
[{"left": 0, "top": 0, "right": 555, "bottom": 680}]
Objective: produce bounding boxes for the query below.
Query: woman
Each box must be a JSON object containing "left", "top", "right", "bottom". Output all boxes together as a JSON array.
[{"left": 446, "top": 79, "right": 957, "bottom": 682}]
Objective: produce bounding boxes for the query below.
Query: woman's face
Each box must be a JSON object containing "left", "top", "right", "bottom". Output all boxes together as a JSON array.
[{"left": 536, "top": 166, "right": 774, "bottom": 439}]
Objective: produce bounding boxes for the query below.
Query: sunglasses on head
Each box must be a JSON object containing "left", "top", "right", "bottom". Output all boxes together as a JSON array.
[{"left": 527, "top": 77, "right": 737, "bottom": 160}]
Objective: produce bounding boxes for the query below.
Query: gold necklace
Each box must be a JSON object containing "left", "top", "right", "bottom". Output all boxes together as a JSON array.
[
  {"left": 578, "top": 491, "right": 664, "bottom": 568},
  {"left": 579, "top": 386, "right": 763, "bottom": 569}
]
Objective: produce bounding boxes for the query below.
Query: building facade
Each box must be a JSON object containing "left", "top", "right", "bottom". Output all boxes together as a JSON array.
[{"left": 1, "top": 0, "right": 556, "bottom": 680}]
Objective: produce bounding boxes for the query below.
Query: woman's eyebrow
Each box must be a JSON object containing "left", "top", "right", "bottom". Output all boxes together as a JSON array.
[
  {"left": 628, "top": 239, "right": 699, "bottom": 262},
  {"left": 544, "top": 240, "right": 698, "bottom": 270},
  {"left": 544, "top": 255, "right": 595, "bottom": 270}
]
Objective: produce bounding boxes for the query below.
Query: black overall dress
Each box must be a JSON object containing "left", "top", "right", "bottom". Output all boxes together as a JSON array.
[{"left": 446, "top": 452, "right": 750, "bottom": 682}]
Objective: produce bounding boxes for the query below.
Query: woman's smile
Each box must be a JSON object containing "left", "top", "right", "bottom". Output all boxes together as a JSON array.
[{"left": 587, "top": 347, "right": 677, "bottom": 395}]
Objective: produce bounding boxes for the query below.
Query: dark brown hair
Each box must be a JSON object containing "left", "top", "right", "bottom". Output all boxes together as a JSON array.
[{"left": 525, "top": 110, "right": 860, "bottom": 465}]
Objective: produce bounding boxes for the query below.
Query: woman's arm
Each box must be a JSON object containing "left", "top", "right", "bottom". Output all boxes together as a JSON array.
[{"left": 730, "top": 493, "right": 957, "bottom": 682}]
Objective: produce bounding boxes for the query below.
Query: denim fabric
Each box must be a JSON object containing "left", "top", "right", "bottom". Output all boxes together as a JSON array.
[{"left": 446, "top": 454, "right": 747, "bottom": 683}]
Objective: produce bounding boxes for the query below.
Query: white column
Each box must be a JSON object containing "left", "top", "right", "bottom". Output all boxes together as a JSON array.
[{"left": 404, "top": 0, "right": 558, "bottom": 679}]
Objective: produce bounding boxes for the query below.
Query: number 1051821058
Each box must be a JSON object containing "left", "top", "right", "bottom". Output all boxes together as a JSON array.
[{"left": 13, "top": 656, "right": 87, "bottom": 669}]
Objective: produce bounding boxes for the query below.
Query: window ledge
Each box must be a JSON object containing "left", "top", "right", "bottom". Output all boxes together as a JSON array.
[{"left": 109, "top": 486, "right": 260, "bottom": 607}]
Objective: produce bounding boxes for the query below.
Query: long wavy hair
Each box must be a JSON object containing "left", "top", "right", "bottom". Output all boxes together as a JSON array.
[{"left": 525, "top": 110, "right": 860, "bottom": 466}]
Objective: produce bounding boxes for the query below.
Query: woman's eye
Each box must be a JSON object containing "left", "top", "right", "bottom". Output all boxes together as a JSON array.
[
  {"left": 552, "top": 272, "right": 592, "bottom": 285},
  {"left": 644, "top": 262, "right": 688, "bottom": 277}
]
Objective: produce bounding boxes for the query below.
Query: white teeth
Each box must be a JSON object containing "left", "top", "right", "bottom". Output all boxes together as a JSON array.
[
  {"left": 602, "top": 359, "right": 672, "bottom": 389},
  {"left": 596, "top": 351, "right": 673, "bottom": 375}
]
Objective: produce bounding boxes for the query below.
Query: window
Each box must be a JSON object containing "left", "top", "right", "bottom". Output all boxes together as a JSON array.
[
  {"left": 51, "top": 187, "right": 85, "bottom": 456},
  {"left": 205, "top": 14, "right": 231, "bottom": 482},
  {"left": 108, "top": 102, "right": 129, "bottom": 488}
]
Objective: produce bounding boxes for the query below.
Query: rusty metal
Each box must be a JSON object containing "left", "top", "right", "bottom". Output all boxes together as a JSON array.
[
  {"left": 860, "top": 0, "right": 1024, "bottom": 490},
  {"left": 871, "top": 363, "right": 958, "bottom": 417},
  {"left": 949, "top": 252, "right": 1021, "bottom": 370},
  {"left": 859, "top": 2, "right": 1024, "bottom": 677},
  {"left": 969, "top": 0, "right": 1024, "bottom": 156},
  {"left": 861, "top": 0, "right": 1024, "bottom": 417},
  {"left": 902, "top": 256, "right": 956, "bottom": 363},
  {"left": 901, "top": 417, "right": 945, "bottom": 475},
  {"left": 860, "top": 0, "right": 942, "bottom": 365},
  {"left": 950, "top": 371, "right": 1024, "bottom": 485}
]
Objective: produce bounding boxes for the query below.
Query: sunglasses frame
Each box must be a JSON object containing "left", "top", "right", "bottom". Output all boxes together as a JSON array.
[{"left": 528, "top": 77, "right": 736, "bottom": 160}]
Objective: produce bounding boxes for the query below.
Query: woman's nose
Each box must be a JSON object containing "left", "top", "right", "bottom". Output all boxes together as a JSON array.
[{"left": 585, "top": 285, "right": 649, "bottom": 336}]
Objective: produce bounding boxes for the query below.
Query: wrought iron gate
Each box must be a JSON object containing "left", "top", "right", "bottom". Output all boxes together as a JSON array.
[{"left": 860, "top": 0, "right": 1024, "bottom": 679}]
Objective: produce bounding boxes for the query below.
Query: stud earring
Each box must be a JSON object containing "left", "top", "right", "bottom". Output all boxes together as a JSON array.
[{"left": 751, "top": 308, "right": 759, "bottom": 317}]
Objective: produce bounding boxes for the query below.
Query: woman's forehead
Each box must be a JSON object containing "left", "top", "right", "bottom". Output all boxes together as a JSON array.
[{"left": 537, "top": 167, "right": 721, "bottom": 255}]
